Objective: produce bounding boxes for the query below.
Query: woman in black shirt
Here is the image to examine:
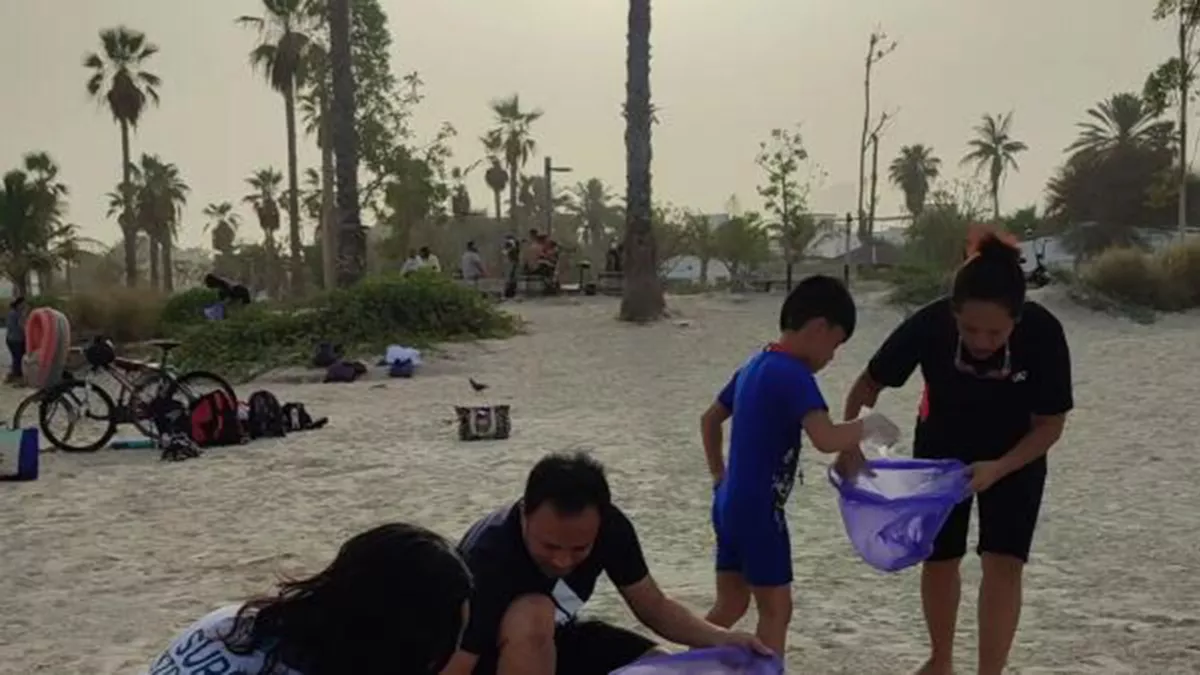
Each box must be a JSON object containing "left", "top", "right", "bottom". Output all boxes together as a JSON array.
[{"left": 842, "top": 231, "right": 1073, "bottom": 675}]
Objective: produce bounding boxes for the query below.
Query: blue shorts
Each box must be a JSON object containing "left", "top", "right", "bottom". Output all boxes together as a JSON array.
[{"left": 711, "top": 499, "right": 793, "bottom": 587}]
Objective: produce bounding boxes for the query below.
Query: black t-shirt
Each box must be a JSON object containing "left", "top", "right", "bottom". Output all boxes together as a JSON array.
[
  {"left": 867, "top": 297, "right": 1073, "bottom": 461},
  {"left": 456, "top": 502, "right": 650, "bottom": 656}
]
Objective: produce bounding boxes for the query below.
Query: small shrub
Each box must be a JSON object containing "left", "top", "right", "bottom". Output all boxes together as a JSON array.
[
  {"left": 161, "top": 287, "right": 221, "bottom": 327},
  {"left": 885, "top": 265, "right": 951, "bottom": 308},
  {"left": 1079, "top": 247, "right": 1170, "bottom": 310},
  {"left": 35, "top": 287, "right": 168, "bottom": 342},
  {"left": 175, "top": 274, "right": 517, "bottom": 378},
  {"left": 1156, "top": 237, "right": 1200, "bottom": 308}
]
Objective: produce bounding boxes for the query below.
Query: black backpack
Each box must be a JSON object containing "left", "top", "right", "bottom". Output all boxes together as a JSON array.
[
  {"left": 188, "top": 390, "right": 244, "bottom": 447},
  {"left": 246, "top": 390, "right": 286, "bottom": 439}
]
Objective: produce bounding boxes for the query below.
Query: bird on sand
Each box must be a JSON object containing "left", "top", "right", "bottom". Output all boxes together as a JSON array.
[{"left": 469, "top": 378, "right": 489, "bottom": 393}]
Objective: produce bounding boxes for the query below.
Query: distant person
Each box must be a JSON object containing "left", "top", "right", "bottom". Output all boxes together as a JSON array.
[
  {"left": 439, "top": 452, "right": 767, "bottom": 675},
  {"left": 699, "top": 275, "right": 899, "bottom": 654},
  {"left": 6, "top": 296, "right": 27, "bottom": 384},
  {"left": 144, "top": 523, "right": 473, "bottom": 675},
  {"left": 605, "top": 241, "right": 623, "bottom": 274},
  {"left": 461, "top": 241, "right": 487, "bottom": 282},
  {"left": 418, "top": 246, "right": 442, "bottom": 273},
  {"left": 401, "top": 249, "right": 421, "bottom": 275},
  {"left": 843, "top": 229, "right": 1073, "bottom": 675}
]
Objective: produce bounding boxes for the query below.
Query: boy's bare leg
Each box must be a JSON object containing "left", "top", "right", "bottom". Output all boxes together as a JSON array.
[
  {"left": 916, "top": 558, "right": 962, "bottom": 675},
  {"left": 706, "top": 571, "right": 751, "bottom": 628},
  {"left": 977, "top": 553, "right": 1024, "bottom": 675},
  {"left": 750, "top": 585, "right": 793, "bottom": 655}
]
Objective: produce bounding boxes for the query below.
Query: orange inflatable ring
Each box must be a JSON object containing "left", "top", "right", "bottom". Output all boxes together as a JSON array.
[{"left": 23, "top": 307, "right": 70, "bottom": 390}]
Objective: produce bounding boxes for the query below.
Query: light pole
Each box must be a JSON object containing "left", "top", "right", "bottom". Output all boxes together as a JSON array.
[{"left": 544, "top": 156, "right": 572, "bottom": 239}]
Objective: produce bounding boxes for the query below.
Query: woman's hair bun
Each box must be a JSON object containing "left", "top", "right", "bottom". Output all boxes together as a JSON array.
[{"left": 965, "top": 225, "right": 1021, "bottom": 265}]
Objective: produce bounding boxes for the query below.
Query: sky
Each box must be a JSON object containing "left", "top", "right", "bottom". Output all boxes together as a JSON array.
[{"left": 0, "top": 0, "right": 1178, "bottom": 249}]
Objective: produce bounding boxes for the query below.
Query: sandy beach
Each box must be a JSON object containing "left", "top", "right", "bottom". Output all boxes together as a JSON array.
[{"left": 1, "top": 290, "right": 1198, "bottom": 674}]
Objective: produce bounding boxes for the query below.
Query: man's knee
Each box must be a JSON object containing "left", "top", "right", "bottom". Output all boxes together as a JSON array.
[
  {"left": 980, "top": 552, "right": 1025, "bottom": 580},
  {"left": 498, "top": 594, "right": 557, "bottom": 649}
]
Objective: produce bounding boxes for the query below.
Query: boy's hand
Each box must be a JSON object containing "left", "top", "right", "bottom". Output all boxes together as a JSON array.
[
  {"left": 714, "top": 629, "right": 773, "bottom": 656},
  {"left": 834, "top": 446, "right": 872, "bottom": 479}
]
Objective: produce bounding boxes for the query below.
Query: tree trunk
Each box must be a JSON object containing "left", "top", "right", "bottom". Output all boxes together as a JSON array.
[
  {"left": 856, "top": 36, "right": 873, "bottom": 243},
  {"left": 148, "top": 236, "right": 161, "bottom": 289},
  {"left": 868, "top": 132, "right": 880, "bottom": 265},
  {"left": 619, "top": 0, "right": 664, "bottom": 322},
  {"left": 320, "top": 92, "right": 337, "bottom": 290},
  {"left": 1179, "top": 6, "right": 1190, "bottom": 240},
  {"left": 492, "top": 188, "right": 503, "bottom": 223},
  {"left": 119, "top": 121, "right": 138, "bottom": 287},
  {"left": 161, "top": 235, "right": 174, "bottom": 292},
  {"left": 284, "top": 85, "right": 305, "bottom": 296},
  {"left": 65, "top": 264, "right": 73, "bottom": 293},
  {"left": 507, "top": 159, "right": 520, "bottom": 234},
  {"left": 329, "top": 0, "right": 365, "bottom": 287}
]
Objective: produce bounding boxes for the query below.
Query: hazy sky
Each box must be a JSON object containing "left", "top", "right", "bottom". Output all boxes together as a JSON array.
[{"left": 0, "top": 0, "right": 1176, "bottom": 249}]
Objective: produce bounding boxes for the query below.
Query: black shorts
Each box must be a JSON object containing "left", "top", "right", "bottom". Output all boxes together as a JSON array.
[
  {"left": 472, "top": 619, "right": 656, "bottom": 675},
  {"left": 917, "top": 451, "right": 1047, "bottom": 562}
]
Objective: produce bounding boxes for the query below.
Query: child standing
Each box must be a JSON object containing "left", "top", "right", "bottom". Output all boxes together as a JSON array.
[{"left": 699, "top": 275, "right": 899, "bottom": 653}]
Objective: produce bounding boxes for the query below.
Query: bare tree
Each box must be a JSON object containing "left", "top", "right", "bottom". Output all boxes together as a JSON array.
[{"left": 856, "top": 29, "right": 897, "bottom": 246}]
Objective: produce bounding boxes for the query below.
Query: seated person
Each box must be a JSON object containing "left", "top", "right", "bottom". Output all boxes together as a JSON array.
[
  {"left": 439, "top": 452, "right": 765, "bottom": 675},
  {"left": 145, "top": 523, "right": 472, "bottom": 675}
]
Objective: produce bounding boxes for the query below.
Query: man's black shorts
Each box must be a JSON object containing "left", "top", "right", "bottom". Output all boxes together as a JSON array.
[
  {"left": 472, "top": 619, "right": 656, "bottom": 675},
  {"left": 918, "top": 452, "right": 1047, "bottom": 562}
]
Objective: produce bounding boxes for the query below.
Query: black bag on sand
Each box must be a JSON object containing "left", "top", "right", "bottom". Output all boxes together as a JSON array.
[
  {"left": 282, "top": 402, "right": 329, "bottom": 432},
  {"left": 247, "top": 390, "right": 287, "bottom": 439},
  {"left": 312, "top": 342, "right": 342, "bottom": 368}
]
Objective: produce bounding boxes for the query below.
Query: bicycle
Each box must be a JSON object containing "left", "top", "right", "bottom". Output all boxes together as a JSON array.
[{"left": 36, "top": 338, "right": 237, "bottom": 452}]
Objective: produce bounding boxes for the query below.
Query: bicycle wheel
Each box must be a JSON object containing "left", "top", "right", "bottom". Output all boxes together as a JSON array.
[
  {"left": 126, "top": 370, "right": 177, "bottom": 439},
  {"left": 38, "top": 380, "right": 118, "bottom": 452},
  {"left": 11, "top": 389, "right": 45, "bottom": 430},
  {"left": 169, "top": 370, "right": 237, "bottom": 406}
]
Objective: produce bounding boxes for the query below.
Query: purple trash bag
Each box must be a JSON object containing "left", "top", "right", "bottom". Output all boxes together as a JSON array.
[
  {"left": 828, "top": 457, "right": 971, "bottom": 573},
  {"left": 609, "top": 646, "right": 783, "bottom": 675},
  {"left": 203, "top": 302, "right": 225, "bottom": 321}
]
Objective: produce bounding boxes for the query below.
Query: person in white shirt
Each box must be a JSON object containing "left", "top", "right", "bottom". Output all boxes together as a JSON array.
[
  {"left": 460, "top": 241, "right": 487, "bottom": 283},
  {"left": 418, "top": 246, "right": 442, "bottom": 273},
  {"left": 144, "top": 523, "right": 472, "bottom": 675},
  {"left": 400, "top": 249, "right": 421, "bottom": 275}
]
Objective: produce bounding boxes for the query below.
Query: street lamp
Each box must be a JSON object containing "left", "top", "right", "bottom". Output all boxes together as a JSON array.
[{"left": 544, "top": 156, "right": 572, "bottom": 239}]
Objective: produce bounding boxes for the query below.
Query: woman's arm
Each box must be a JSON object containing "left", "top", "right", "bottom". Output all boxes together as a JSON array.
[
  {"left": 843, "top": 370, "right": 884, "bottom": 421},
  {"left": 997, "top": 413, "right": 1066, "bottom": 476}
]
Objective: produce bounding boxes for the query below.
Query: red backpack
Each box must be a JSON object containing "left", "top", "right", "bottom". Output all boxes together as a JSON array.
[{"left": 188, "top": 390, "right": 244, "bottom": 447}]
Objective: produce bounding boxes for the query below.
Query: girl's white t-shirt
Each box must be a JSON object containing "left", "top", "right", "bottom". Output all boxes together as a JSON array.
[{"left": 145, "top": 604, "right": 301, "bottom": 675}]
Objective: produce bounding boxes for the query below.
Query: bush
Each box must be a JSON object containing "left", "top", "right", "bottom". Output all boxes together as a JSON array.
[
  {"left": 175, "top": 274, "right": 517, "bottom": 378},
  {"left": 31, "top": 288, "right": 167, "bottom": 343},
  {"left": 1158, "top": 237, "right": 1200, "bottom": 308},
  {"left": 884, "top": 265, "right": 951, "bottom": 308},
  {"left": 160, "top": 287, "right": 221, "bottom": 327},
  {"left": 1079, "top": 247, "right": 1172, "bottom": 310}
]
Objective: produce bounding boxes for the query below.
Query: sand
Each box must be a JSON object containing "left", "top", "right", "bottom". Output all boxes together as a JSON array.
[{"left": 1, "top": 289, "right": 1199, "bottom": 674}]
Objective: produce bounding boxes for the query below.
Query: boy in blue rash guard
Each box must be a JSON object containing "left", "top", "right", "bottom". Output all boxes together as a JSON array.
[{"left": 698, "top": 275, "right": 900, "bottom": 654}]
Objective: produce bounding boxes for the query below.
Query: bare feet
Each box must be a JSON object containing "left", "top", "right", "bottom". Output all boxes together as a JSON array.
[{"left": 915, "top": 659, "right": 953, "bottom": 675}]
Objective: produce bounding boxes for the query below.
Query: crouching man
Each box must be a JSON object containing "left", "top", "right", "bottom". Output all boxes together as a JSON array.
[{"left": 439, "top": 452, "right": 767, "bottom": 675}]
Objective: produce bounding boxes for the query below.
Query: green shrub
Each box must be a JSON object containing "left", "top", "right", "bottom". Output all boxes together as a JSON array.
[
  {"left": 885, "top": 265, "right": 951, "bottom": 308},
  {"left": 1079, "top": 247, "right": 1171, "bottom": 310},
  {"left": 1157, "top": 237, "right": 1200, "bottom": 308},
  {"left": 30, "top": 288, "right": 167, "bottom": 342},
  {"left": 175, "top": 274, "right": 517, "bottom": 378},
  {"left": 160, "top": 287, "right": 221, "bottom": 327}
]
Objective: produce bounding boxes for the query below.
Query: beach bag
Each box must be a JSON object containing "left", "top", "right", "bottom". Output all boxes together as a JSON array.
[
  {"left": 246, "top": 390, "right": 286, "bottom": 439},
  {"left": 188, "top": 390, "right": 243, "bottom": 447},
  {"left": 324, "top": 359, "right": 366, "bottom": 383},
  {"left": 389, "top": 359, "right": 415, "bottom": 378},
  {"left": 0, "top": 428, "right": 39, "bottom": 481},
  {"left": 455, "top": 404, "right": 511, "bottom": 441},
  {"left": 828, "top": 458, "right": 972, "bottom": 572},
  {"left": 281, "top": 402, "right": 329, "bottom": 432},
  {"left": 202, "top": 302, "right": 225, "bottom": 321},
  {"left": 610, "top": 646, "right": 783, "bottom": 675}
]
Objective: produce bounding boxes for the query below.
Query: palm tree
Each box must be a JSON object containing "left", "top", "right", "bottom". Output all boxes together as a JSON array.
[
  {"left": 889, "top": 144, "right": 941, "bottom": 218},
  {"left": 484, "top": 158, "right": 509, "bottom": 223},
  {"left": 84, "top": 26, "right": 161, "bottom": 287},
  {"left": 568, "top": 178, "right": 623, "bottom": 249},
  {"left": 239, "top": 0, "right": 317, "bottom": 296},
  {"left": 134, "top": 155, "right": 188, "bottom": 290},
  {"left": 483, "top": 94, "right": 542, "bottom": 233},
  {"left": 327, "top": 0, "right": 365, "bottom": 286},
  {"left": 244, "top": 168, "right": 284, "bottom": 294},
  {"left": 619, "top": 0, "right": 664, "bottom": 321},
  {"left": 1066, "top": 92, "right": 1173, "bottom": 159},
  {"left": 681, "top": 211, "right": 719, "bottom": 284},
  {"left": 0, "top": 171, "right": 42, "bottom": 296},
  {"left": 202, "top": 202, "right": 242, "bottom": 256},
  {"left": 50, "top": 224, "right": 91, "bottom": 292},
  {"left": 961, "top": 112, "right": 1028, "bottom": 221}
]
